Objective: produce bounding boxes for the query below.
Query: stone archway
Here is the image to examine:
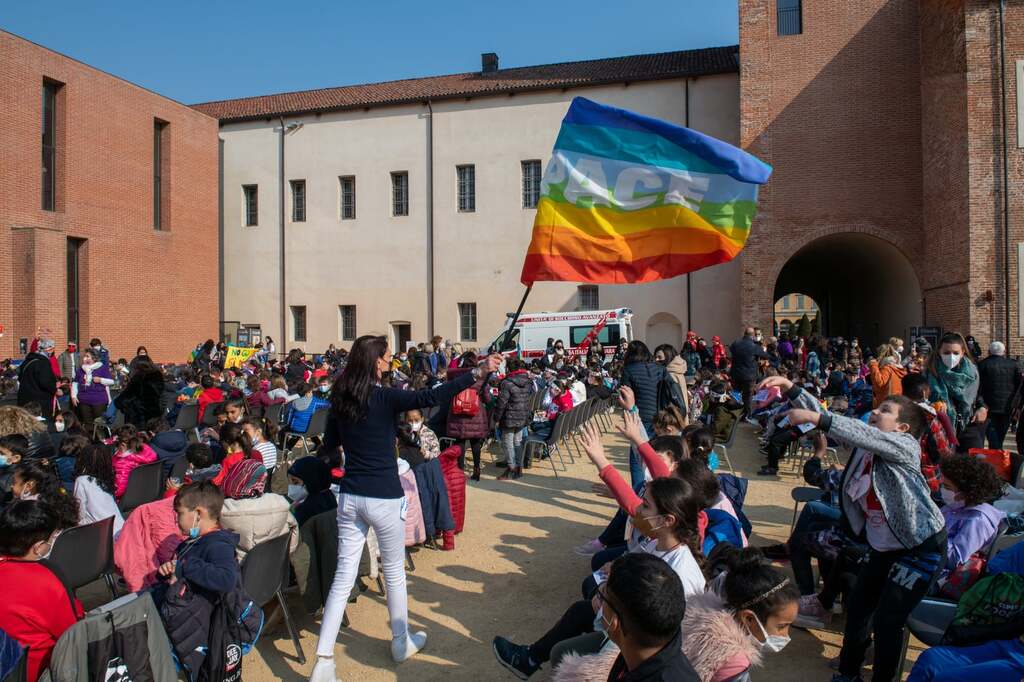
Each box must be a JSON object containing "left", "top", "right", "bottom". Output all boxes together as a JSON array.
[
  {"left": 772, "top": 232, "right": 922, "bottom": 348},
  {"left": 645, "top": 312, "right": 683, "bottom": 350}
]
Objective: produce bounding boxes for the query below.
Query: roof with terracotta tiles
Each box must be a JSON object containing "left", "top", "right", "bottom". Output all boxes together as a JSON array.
[{"left": 192, "top": 46, "right": 739, "bottom": 122}]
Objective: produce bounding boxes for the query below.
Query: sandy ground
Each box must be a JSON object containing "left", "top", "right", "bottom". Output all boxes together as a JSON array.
[{"left": 81, "top": 420, "right": 937, "bottom": 681}]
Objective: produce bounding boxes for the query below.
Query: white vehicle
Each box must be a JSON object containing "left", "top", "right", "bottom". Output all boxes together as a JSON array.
[{"left": 489, "top": 308, "right": 634, "bottom": 360}]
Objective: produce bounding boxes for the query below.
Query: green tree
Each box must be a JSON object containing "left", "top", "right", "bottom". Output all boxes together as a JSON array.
[{"left": 797, "top": 313, "right": 812, "bottom": 339}]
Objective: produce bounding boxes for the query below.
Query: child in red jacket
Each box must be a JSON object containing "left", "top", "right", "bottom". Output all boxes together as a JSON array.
[{"left": 0, "top": 500, "right": 83, "bottom": 681}]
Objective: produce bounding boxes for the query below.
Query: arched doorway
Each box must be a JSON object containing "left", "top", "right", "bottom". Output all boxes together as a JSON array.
[
  {"left": 645, "top": 312, "right": 683, "bottom": 350},
  {"left": 774, "top": 233, "right": 921, "bottom": 348}
]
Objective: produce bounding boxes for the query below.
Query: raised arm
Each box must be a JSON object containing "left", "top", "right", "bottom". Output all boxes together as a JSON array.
[
  {"left": 615, "top": 410, "right": 668, "bottom": 479},
  {"left": 581, "top": 423, "right": 643, "bottom": 515},
  {"left": 787, "top": 408, "right": 921, "bottom": 470},
  {"left": 385, "top": 353, "right": 502, "bottom": 413}
]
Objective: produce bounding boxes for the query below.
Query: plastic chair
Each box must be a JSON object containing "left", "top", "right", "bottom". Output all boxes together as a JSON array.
[
  {"left": 293, "top": 408, "right": 329, "bottom": 457},
  {"left": 523, "top": 412, "right": 569, "bottom": 477},
  {"left": 48, "top": 516, "right": 118, "bottom": 600},
  {"left": 789, "top": 486, "right": 824, "bottom": 532},
  {"left": 173, "top": 402, "right": 200, "bottom": 441},
  {"left": 201, "top": 402, "right": 224, "bottom": 427},
  {"left": 117, "top": 461, "right": 164, "bottom": 514},
  {"left": 712, "top": 418, "right": 739, "bottom": 476},
  {"left": 265, "top": 402, "right": 285, "bottom": 427},
  {"left": 241, "top": 533, "right": 305, "bottom": 664},
  {"left": 896, "top": 597, "right": 958, "bottom": 679},
  {"left": 168, "top": 455, "right": 188, "bottom": 483},
  {"left": 92, "top": 409, "right": 125, "bottom": 441}
]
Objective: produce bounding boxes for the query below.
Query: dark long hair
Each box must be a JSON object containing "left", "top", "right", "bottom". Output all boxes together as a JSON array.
[
  {"left": 331, "top": 335, "right": 389, "bottom": 423},
  {"left": 654, "top": 344, "right": 678, "bottom": 364},
  {"left": 12, "top": 461, "right": 80, "bottom": 530},
  {"left": 74, "top": 444, "right": 116, "bottom": 494},
  {"left": 623, "top": 340, "right": 652, "bottom": 365},
  {"left": 647, "top": 476, "right": 704, "bottom": 569}
]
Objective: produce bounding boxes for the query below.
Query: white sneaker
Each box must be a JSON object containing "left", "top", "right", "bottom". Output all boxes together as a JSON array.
[
  {"left": 309, "top": 655, "right": 341, "bottom": 682},
  {"left": 391, "top": 630, "right": 427, "bottom": 663}
]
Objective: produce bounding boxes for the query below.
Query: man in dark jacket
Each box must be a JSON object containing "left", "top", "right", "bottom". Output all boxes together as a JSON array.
[
  {"left": 17, "top": 339, "right": 58, "bottom": 420},
  {"left": 620, "top": 341, "right": 667, "bottom": 490},
  {"left": 494, "top": 360, "right": 535, "bottom": 480},
  {"left": 978, "top": 341, "right": 1022, "bottom": 448},
  {"left": 728, "top": 327, "right": 768, "bottom": 418}
]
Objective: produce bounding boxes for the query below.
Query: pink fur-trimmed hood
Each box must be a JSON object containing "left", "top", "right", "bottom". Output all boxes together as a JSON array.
[{"left": 681, "top": 590, "right": 761, "bottom": 682}]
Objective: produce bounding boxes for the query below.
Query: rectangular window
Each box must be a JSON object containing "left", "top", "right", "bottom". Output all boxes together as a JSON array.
[
  {"left": 522, "top": 160, "right": 542, "bottom": 209},
  {"left": 66, "top": 238, "right": 84, "bottom": 346},
  {"left": 777, "top": 0, "right": 802, "bottom": 35},
  {"left": 782, "top": 296, "right": 790, "bottom": 310},
  {"left": 569, "top": 324, "right": 620, "bottom": 348},
  {"left": 578, "top": 285, "right": 599, "bottom": 311},
  {"left": 291, "top": 179, "right": 306, "bottom": 222},
  {"left": 339, "top": 305, "right": 357, "bottom": 341},
  {"left": 340, "top": 175, "right": 356, "bottom": 220},
  {"left": 1017, "top": 60, "right": 1023, "bottom": 148},
  {"left": 42, "top": 80, "right": 60, "bottom": 211},
  {"left": 457, "top": 164, "right": 476, "bottom": 212},
  {"left": 154, "top": 120, "right": 167, "bottom": 229},
  {"left": 291, "top": 305, "right": 307, "bottom": 342},
  {"left": 458, "top": 302, "right": 477, "bottom": 342},
  {"left": 391, "top": 172, "right": 409, "bottom": 216},
  {"left": 243, "top": 185, "right": 258, "bottom": 226}
]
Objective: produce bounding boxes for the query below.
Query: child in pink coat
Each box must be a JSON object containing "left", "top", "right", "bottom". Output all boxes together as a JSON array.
[{"left": 110, "top": 425, "right": 158, "bottom": 498}]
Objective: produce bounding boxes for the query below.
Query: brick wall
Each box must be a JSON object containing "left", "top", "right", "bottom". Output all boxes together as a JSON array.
[{"left": 0, "top": 31, "right": 220, "bottom": 363}]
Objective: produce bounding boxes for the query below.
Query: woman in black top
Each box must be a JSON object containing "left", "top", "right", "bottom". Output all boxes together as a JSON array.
[{"left": 310, "top": 335, "right": 499, "bottom": 681}]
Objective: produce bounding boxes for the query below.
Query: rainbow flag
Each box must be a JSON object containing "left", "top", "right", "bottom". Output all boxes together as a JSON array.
[{"left": 520, "top": 97, "right": 771, "bottom": 285}]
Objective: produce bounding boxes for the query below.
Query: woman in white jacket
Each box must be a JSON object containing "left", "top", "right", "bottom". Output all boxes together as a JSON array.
[{"left": 219, "top": 459, "right": 299, "bottom": 560}]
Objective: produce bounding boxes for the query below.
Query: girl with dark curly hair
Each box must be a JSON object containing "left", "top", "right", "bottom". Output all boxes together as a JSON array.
[
  {"left": 10, "top": 461, "right": 80, "bottom": 530},
  {"left": 938, "top": 453, "right": 1006, "bottom": 580}
]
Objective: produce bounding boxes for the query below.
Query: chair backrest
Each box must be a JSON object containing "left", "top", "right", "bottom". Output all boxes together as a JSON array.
[
  {"left": 48, "top": 516, "right": 115, "bottom": 590},
  {"left": 549, "top": 411, "right": 568, "bottom": 443},
  {"left": 240, "top": 533, "right": 290, "bottom": 605},
  {"left": 305, "top": 408, "right": 330, "bottom": 437},
  {"left": 168, "top": 455, "right": 188, "bottom": 482},
  {"left": 201, "top": 402, "right": 224, "bottom": 427},
  {"left": 174, "top": 402, "right": 199, "bottom": 430},
  {"left": 982, "top": 519, "right": 1010, "bottom": 560},
  {"left": 118, "top": 461, "right": 164, "bottom": 513},
  {"left": 265, "top": 403, "right": 284, "bottom": 426}
]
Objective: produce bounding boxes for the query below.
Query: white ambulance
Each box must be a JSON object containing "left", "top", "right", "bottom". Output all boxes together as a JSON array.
[{"left": 488, "top": 308, "right": 634, "bottom": 360}]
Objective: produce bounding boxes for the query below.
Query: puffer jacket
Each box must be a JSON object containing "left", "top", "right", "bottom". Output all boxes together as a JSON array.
[
  {"left": 445, "top": 368, "right": 490, "bottom": 439},
  {"left": 398, "top": 459, "right": 427, "bottom": 546},
  {"left": 221, "top": 492, "right": 299, "bottom": 560},
  {"left": 114, "top": 496, "right": 181, "bottom": 592},
  {"left": 494, "top": 371, "right": 534, "bottom": 429},
  {"left": 150, "top": 429, "right": 189, "bottom": 475},
  {"left": 680, "top": 590, "right": 762, "bottom": 682},
  {"left": 439, "top": 445, "right": 467, "bottom": 534},
  {"left": 620, "top": 361, "right": 667, "bottom": 425},
  {"left": 978, "top": 354, "right": 1023, "bottom": 414},
  {"left": 113, "top": 443, "right": 158, "bottom": 498}
]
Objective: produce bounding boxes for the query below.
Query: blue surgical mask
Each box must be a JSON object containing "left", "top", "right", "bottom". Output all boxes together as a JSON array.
[
  {"left": 319, "top": 385, "right": 330, "bottom": 393},
  {"left": 188, "top": 512, "right": 200, "bottom": 539},
  {"left": 0, "top": 454, "right": 7, "bottom": 468}
]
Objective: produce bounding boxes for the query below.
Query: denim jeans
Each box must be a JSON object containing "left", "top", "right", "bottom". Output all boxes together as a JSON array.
[
  {"left": 787, "top": 499, "right": 842, "bottom": 594},
  {"left": 627, "top": 421, "right": 653, "bottom": 493},
  {"left": 501, "top": 428, "right": 525, "bottom": 468}
]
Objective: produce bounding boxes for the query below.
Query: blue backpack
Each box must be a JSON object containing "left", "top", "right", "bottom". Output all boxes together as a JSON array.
[
  {"left": 703, "top": 508, "right": 746, "bottom": 556},
  {"left": 716, "top": 474, "right": 753, "bottom": 538}
]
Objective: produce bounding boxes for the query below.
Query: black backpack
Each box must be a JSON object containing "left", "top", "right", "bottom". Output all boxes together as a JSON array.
[
  {"left": 200, "top": 584, "right": 264, "bottom": 682},
  {"left": 655, "top": 367, "right": 687, "bottom": 417}
]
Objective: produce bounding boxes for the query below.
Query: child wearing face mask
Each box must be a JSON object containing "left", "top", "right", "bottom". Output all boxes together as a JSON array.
[
  {"left": 760, "top": 375, "right": 947, "bottom": 682},
  {"left": 10, "top": 461, "right": 81, "bottom": 530},
  {"left": 680, "top": 547, "right": 799, "bottom": 682},
  {"left": 933, "top": 453, "right": 1005, "bottom": 596},
  {"left": 0, "top": 500, "right": 85, "bottom": 682},
  {"left": 241, "top": 416, "right": 280, "bottom": 471}
]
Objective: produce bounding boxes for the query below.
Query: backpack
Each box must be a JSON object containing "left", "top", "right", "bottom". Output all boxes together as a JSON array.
[
  {"left": 451, "top": 387, "right": 480, "bottom": 417},
  {"left": 656, "top": 371, "right": 687, "bottom": 417},
  {"left": 200, "top": 585, "right": 264, "bottom": 682},
  {"left": 943, "top": 572, "right": 1024, "bottom": 646}
]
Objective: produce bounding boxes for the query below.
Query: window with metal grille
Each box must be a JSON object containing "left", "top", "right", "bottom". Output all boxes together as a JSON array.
[
  {"left": 578, "top": 285, "right": 599, "bottom": 311},
  {"left": 777, "top": 0, "right": 802, "bottom": 35},
  {"left": 391, "top": 172, "right": 409, "bottom": 216},
  {"left": 339, "top": 305, "right": 356, "bottom": 341},
  {"left": 457, "top": 165, "right": 475, "bottom": 212},
  {"left": 340, "top": 176, "right": 356, "bottom": 219},
  {"left": 522, "top": 160, "right": 542, "bottom": 209},
  {"left": 291, "top": 180, "right": 306, "bottom": 222},
  {"left": 291, "top": 305, "right": 307, "bottom": 342},
  {"left": 42, "top": 80, "right": 60, "bottom": 211},
  {"left": 243, "top": 185, "right": 258, "bottom": 226},
  {"left": 458, "top": 302, "right": 477, "bottom": 342}
]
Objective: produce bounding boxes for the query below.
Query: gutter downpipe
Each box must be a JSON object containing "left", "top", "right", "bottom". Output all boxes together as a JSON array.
[
  {"left": 426, "top": 100, "right": 435, "bottom": 339},
  {"left": 999, "top": 0, "right": 1011, "bottom": 345},
  {"left": 684, "top": 79, "right": 692, "bottom": 333},
  {"left": 279, "top": 117, "right": 287, "bottom": 351},
  {"left": 218, "top": 138, "right": 225, "bottom": 328}
]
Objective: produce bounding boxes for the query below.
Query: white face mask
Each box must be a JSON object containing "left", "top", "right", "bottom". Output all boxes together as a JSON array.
[
  {"left": 287, "top": 483, "right": 308, "bottom": 503},
  {"left": 749, "top": 614, "right": 790, "bottom": 653},
  {"left": 410, "top": 421, "right": 423, "bottom": 432},
  {"left": 20, "top": 488, "right": 38, "bottom": 501},
  {"left": 941, "top": 353, "right": 963, "bottom": 369},
  {"left": 54, "top": 421, "right": 65, "bottom": 433},
  {"left": 940, "top": 487, "right": 962, "bottom": 508}
]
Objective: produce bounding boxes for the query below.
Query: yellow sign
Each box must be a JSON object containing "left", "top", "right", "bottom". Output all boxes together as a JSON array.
[{"left": 224, "top": 346, "right": 258, "bottom": 369}]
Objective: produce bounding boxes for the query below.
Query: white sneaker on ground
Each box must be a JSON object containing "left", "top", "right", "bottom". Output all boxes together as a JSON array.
[
  {"left": 792, "top": 594, "right": 831, "bottom": 630},
  {"left": 309, "top": 655, "right": 340, "bottom": 682},
  {"left": 391, "top": 630, "right": 428, "bottom": 663}
]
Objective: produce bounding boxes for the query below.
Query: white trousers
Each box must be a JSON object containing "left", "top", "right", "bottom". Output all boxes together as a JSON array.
[{"left": 315, "top": 493, "right": 408, "bottom": 656}]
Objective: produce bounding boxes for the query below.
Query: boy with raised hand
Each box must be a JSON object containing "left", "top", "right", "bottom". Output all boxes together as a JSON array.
[{"left": 759, "top": 375, "right": 946, "bottom": 682}]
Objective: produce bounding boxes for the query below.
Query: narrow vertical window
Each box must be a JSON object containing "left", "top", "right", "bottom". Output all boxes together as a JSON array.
[
  {"left": 577, "top": 286, "right": 599, "bottom": 311},
  {"left": 391, "top": 172, "right": 409, "bottom": 216},
  {"left": 339, "top": 305, "right": 357, "bottom": 341},
  {"left": 457, "top": 165, "right": 476, "bottom": 212},
  {"left": 243, "top": 185, "right": 258, "bottom": 226},
  {"left": 521, "top": 160, "right": 542, "bottom": 209},
  {"left": 291, "top": 305, "right": 307, "bottom": 342},
  {"left": 458, "top": 302, "right": 477, "bottom": 342},
  {"left": 340, "top": 176, "right": 356, "bottom": 219},
  {"left": 66, "top": 238, "right": 84, "bottom": 346},
  {"left": 777, "top": 0, "right": 802, "bottom": 35},
  {"left": 42, "top": 80, "right": 60, "bottom": 211},
  {"left": 291, "top": 180, "right": 306, "bottom": 222},
  {"left": 154, "top": 120, "right": 167, "bottom": 229}
]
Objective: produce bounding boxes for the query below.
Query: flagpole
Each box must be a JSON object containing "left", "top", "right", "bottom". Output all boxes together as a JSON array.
[{"left": 491, "top": 284, "right": 533, "bottom": 354}]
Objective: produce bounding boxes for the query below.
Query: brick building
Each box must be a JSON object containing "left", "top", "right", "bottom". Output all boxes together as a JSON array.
[
  {"left": 740, "top": 0, "right": 1024, "bottom": 352},
  {"left": 0, "top": 30, "right": 220, "bottom": 362}
]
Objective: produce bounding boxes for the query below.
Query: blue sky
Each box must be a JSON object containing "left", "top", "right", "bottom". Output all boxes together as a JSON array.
[{"left": 2, "top": 1, "right": 738, "bottom": 104}]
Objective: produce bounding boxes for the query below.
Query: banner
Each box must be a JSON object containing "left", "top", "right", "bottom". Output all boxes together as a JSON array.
[{"left": 224, "top": 346, "right": 257, "bottom": 369}]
